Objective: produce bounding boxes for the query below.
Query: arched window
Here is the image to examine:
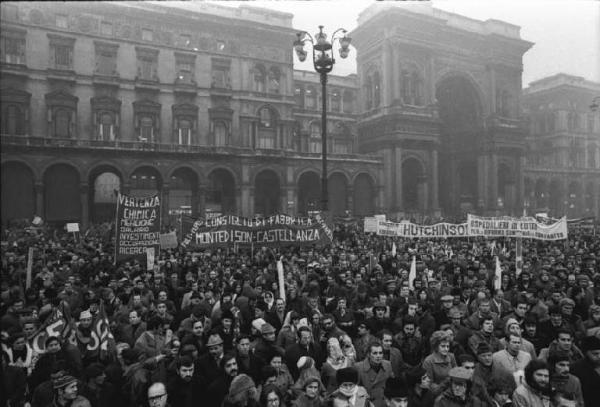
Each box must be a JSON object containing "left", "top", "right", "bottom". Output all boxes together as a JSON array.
[
  {"left": 401, "top": 67, "right": 423, "bottom": 106},
  {"left": 253, "top": 65, "right": 266, "bottom": 93},
  {"left": 330, "top": 89, "right": 341, "bottom": 112},
  {"left": 309, "top": 121, "right": 321, "bottom": 153},
  {"left": 305, "top": 87, "right": 316, "bottom": 110},
  {"left": 268, "top": 67, "right": 280, "bottom": 94},
  {"left": 214, "top": 121, "right": 228, "bottom": 146},
  {"left": 260, "top": 108, "right": 272, "bottom": 128}
]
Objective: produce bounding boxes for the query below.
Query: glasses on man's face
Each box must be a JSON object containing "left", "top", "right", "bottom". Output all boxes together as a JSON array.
[{"left": 148, "top": 394, "right": 166, "bottom": 402}]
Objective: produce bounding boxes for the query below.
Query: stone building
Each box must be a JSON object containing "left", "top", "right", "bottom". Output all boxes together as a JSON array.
[
  {"left": 522, "top": 74, "right": 600, "bottom": 218},
  {"left": 351, "top": 3, "right": 532, "bottom": 219},
  {"left": 0, "top": 1, "right": 381, "bottom": 228}
]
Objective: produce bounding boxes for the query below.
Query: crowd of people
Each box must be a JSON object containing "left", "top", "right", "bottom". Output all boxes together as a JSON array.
[{"left": 1, "top": 219, "right": 600, "bottom": 407}]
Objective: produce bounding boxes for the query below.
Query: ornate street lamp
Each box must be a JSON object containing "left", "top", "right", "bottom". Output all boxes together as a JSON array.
[{"left": 294, "top": 26, "right": 351, "bottom": 212}]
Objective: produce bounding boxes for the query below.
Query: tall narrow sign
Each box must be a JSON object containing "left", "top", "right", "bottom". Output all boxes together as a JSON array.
[{"left": 114, "top": 193, "right": 161, "bottom": 265}]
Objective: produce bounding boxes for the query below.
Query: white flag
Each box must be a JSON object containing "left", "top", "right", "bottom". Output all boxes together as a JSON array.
[
  {"left": 32, "top": 215, "right": 43, "bottom": 226},
  {"left": 409, "top": 256, "right": 417, "bottom": 290},
  {"left": 391, "top": 242, "right": 397, "bottom": 257},
  {"left": 494, "top": 256, "right": 502, "bottom": 290},
  {"left": 277, "top": 256, "right": 286, "bottom": 301}
]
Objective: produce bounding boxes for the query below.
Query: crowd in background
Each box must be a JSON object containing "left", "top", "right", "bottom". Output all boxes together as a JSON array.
[{"left": 1, "top": 219, "right": 600, "bottom": 407}]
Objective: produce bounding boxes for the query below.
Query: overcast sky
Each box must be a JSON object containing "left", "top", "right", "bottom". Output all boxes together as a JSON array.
[{"left": 189, "top": 0, "right": 599, "bottom": 88}]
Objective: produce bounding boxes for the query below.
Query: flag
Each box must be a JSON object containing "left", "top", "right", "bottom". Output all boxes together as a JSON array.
[
  {"left": 277, "top": 256, "right": 286, "bottom": 301},
  {"left": 489, "top": 240, "right": 496, "bottom": 256},
  {"left": 494, "top": 256, "right": 502, "bottom": 290},
  {"left": 32, "top": 215, "right": 43, "bottom": 226},
  {"left": 515, "top": 237, "right": 523, "bottom": 277},
  {"left": 96, "top": 301, "right": 114, "bottom": 361},
  {"left": 408, "top": 256, "right": 417, "bottom": 290},
  {"left": 29, "top": 303, "right": 72, "bottom": 354},
  {"left": 391, "top": 242, "right": 397, "bottom": 257}
]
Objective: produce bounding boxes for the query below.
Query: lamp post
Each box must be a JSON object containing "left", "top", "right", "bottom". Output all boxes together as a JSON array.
[{"left": 294, "top": 26, "right": 351, "bottom": 212}]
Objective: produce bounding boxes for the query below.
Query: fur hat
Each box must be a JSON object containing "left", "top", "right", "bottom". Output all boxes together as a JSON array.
[
  {"left": 384, "top": 377, "right": 409, "bottom": 398},
  {"left": 228, "top": 374, "right": 255, "bottom": 399},
  {"left": 476, "top": 342, "right": 492, "bottom": 355},
  {"left": 336, "top": 367, "right": 359, "bottom": 385}
]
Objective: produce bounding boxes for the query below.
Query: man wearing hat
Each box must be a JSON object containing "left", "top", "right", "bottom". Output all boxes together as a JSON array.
[
  {"left": 434, "top": 367, "right": 482, "bottom": 407},
  {"left": 254, "top": 322, "right": 284, "bottom": 364},
  {"left": 51, "top": 372, "right": 90, "bottom": 407},
  {"left": 559, "top": 298, "right": 586, "bottom": 340},
  {"left": 571, "top": 336, "right": 600, "bottom": 407},
  {"left": 434, "top": 294, "right": 456, "bottom": 328},
  {"left": 223, "top": 373, "right": 258, "bottom": 407},
  {"left": 472, "top": 342, "right": 515, "bottom": 404},
  {"left": 197, "top": 333, "right": 225, "bottom": 384},
  {"left": 329, "top": 367, "right": 371, "bottom": 407},
  {"left": 548, "top": 352, "right": 584, "bottom": 407},
  {"left": 383, "top": 376, "right": 409, "bottom": 407}
]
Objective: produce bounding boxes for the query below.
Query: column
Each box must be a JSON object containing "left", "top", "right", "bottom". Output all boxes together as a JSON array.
[
  {"left": 394, "top": 146, "right": 403, "bottom": 212},
  {"left": 594, "top": 185, "right": 599, "bottom": 218},
  {"left": 240, "top": 184, "right": 251, "bottom": 217},
  {"left": 382, "top": 39, "right": 392, "bottom": 107},
  {"left": 161, "top": 184, "right": 170, "bottom": 226},
  {"left": 346, "top": 186, "right": 354, "bottom": 216},
  {"left": 392, "top": 46, "right": 400, "bottom": 101},
  {"left": 477, "top": 155, "right": 487, "bottom": 211},
  {"left": 490, "top": 154, "right": 498, "bottom": 210},
  {"left": 431, "top": 149, "right": 439, "bottom": 212},
  {"left": 35, "top": 182, "right": 44, "bottom": 218},
  {"left": 489, "top": 65, "right": 497, "bottom": 114},
  {"left": 80, "top": 183, "right": 89, "bottom": 231},
  {"left": 428, "top": 57, "right": 436, "bottom": 105},
  {"left": 382, "top": 149, "right": 394, "bottom": 211},
  {"left": 517, "top": 156, "right": 525, "bottom": 215}
]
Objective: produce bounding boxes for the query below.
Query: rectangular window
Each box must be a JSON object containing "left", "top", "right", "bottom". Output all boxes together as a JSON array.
[
  {"left": 177, "top": 62, "right": 193, "bottom": 83},
  {"left": 56, "top": 14, "right": 68, "bottom": 29},
  {"left": 139, "top": 58, "right": 153, "bottom": 80},
  {"left": 1, "top": 36, "right": 25, "bottom": 64},
  {"left": 142, "top": 29, "right": 153, "bottom": 42},
  {"left": 178, "top": 128, "right": 191, "bottom": 145},
  {"left": 4, "top": 5, "right": 18, "bottom": 20},
  {"left": 96, "top": 51, "right": 116, "bottom": 75},
  {"left": 55, "top": 45, "right": 71, "bottom": 68},
  {"left": 99, "top": 123, "right": 115, "bottom": 141},
  {"left": 101, "top": 22, "right": 112, "bottom": 36},
  {"left": 211, "top": 67, "right": 230, "bottom": 88}
]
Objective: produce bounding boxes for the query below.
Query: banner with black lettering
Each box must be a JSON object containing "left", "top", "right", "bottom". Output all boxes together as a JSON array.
[
  {"left": 376, "top": 220, "right": 470, "bottom": 238},
  {"left": 114, "top": 193, "right": 161, "bottom": 264},
  {"left": 180, "top": 214, "right": 332, "bottom": 248},
  {"left": 467, "top": 214, "right": 567, "bottom": 240}
]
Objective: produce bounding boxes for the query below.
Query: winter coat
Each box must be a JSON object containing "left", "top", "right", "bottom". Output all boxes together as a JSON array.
[
  {"left": 433, "top": 388, "right": 484, "bottom": 407},
  {"left": 328, "top": 386, "right": 373, "bottom": 407},
  {"left": 354, "top": 359, "right": 394, "bottom": 407},
  {"left": 422, "top": 352, "right": 457, "bottom": 395},
  {"left": 571, "top": 357, "right": 600, "bottom": 407},
  {"left": 512, "top": 383, "right": 552, "bottom": 407}
]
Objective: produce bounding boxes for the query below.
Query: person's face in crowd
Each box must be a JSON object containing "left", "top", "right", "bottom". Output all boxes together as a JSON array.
[
  {"left": 23, "top": 322, "right": 36, "bottom": 338},
  {"left": 407, "top": 304, "right": 418, "bottom": 317},
  {"left": 222, "top": 317, "right": 232, "bottom": 331},
  {"left": 515, "top": 303, "right": 529, "bottom": 318},
  {"left": 561, "top": 304, "right": 574, "bottom": 316},
  {"left": 525, "top": 323, "right": 537, "bottom": 336},
  {"left": 275, "top": 299, "right": 285, "bottom": 313},
  {"left": 420, "top": 373, "right": 431, "bottom": 389},
  {"left": 181, "top": 344, "right": 198, "bottom": 359},
  {"left": 46, "top": 339, "right": 61, "bottom": 353},
  {"left": 322, "top": 318, "right": 334, "bottom": 332},
  {"left": 478, "top": 301, "right": 491, "bottom": 315},
  {"left": 551, "top": 291, "right": 563, "bottom": 303},
  {"left": 567, "top": 275, "right": 576, "bottom": 286},
  {"left": 591, "top": 309, "right": 600, "bottom": 322},
  {"left": 222, "top": 357, "right": 238, "bottom": 379},
  {"left": 305, "top": 381, "right": 320, "bottom": 399},
  {"left": 147, "top": 384, "right": 168, "bottom": 407},
  {"left": 133, "top": 295, "right": 142, "bottom": 306},
  {"left": 338, "top": 299, "right": 346, "bottom": 310},
  {"left": 222, "top": 294, "right": 232, "bottom": 304},
  {"left": 482, "top": 320, "right": 494, "bottom": 334},
  {"left": 386, "top": 396, "right": 408, "bottom": 407},
  {"left": 550, "top": 312, "right": 562, "bottom": 326},
  {"left": 208, "top": 343, "right": 223, "bottom": 359},
  {"left": 382, "top": 334, "right": 393, "bottom": 350},
  {"left": 80, "top": 316, "right": 92, "bottom": 329},
  {"left": 442, "top": 298, "right": 453, "bottom": 310},
  {"left": 418, "top": 291, "right": 428, "bottom": 302},
  {"left": 178, "top": 363, "right": 194, "bottom": 381},
  {"left": 507, "top": 335, "right": 521, "bottom": 355},
  {"left": 369, "top": 345, "right": 384, "bottom": 365},
  {"left": 451, "top": 379, "right": 467, "bottom": 398},
  {"left": 60, "top": 382, "right": 78, "bottom": 400},
  {"left": 237, "top": 337, "right": 251, "bottom": 356},
  {"left": 400, "top": 286, "right": 410, "bottom": 298},
  {"left": 12, "top": 336, "right": 26, "bottom": 351},
  {"left": 557, "top": 333, "right": 573, "bottom": 351},
  {"left": 156, "top": 303, "right": 167, "bottom": 315},
  {"left": 264, "top": 375, "right": 278, "bottom": 386},
  {"left": 170, "top": 273, "right": 178, "bottom": 285},
  {"left": 209, "top": 271, "right": 217, "bottom": 280},
  {"left": 444, "top": 329, "right": 455, "bottom": 343},
  {"left": 158, "top": 291, "right": 167, "bottom": 301},
  {"left": 299, "top": 330, "right": 311, "bottom": 346},
  {"left": 437, "top": 340, "right": 450, "bottom": 356},
  {"left": 129, "top": 311, "right": 141, "bottom": 325},
  {"left": 508, "top": 323, "right": 522, "bottom": 336},
  {"left": 308, "top": 297, "right": 318, "bottom": 309},
  {"left": 532, "top": 368, "right": 550, "bottom": 389},
  {"left": 586, "top": 349, "right": 600, "bottom": 366},
  {"left": 478, "top": 351, "right": 493, "bottom": 367},
  {"left": 451, "top": 314, "right": 462, "bottom": 326},
  {"left": 263, "top": 329, "right": 276, "bottom": 343},
  {"left": 192, "top": 321, "right": 204, "bottom": 337},
  {"left": 136, "top": 281, "right": 145, "bottom": 291},
  {"left": 270, "top": 355, "right": 283, "bottom": 371},
  {"left": 357, "top": 324, "right": 368, "bottom": 337},
  {"left": 554, "top": 360, "right": 570, "bottom": 377},
  {"left": 493, "top": 390, "right": 510, "bottom": 407},
  {"left": 376, "top": 307, "right": 385, "bottom": 319},
  {"left": 403, "top": 323, "right": 415, "bottom": 337},
  {"left": 461, "top": 360, "right": 476, "bottom": 377}
]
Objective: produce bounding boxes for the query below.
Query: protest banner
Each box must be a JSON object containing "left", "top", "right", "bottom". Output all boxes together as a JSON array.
[
  {"left": 364, "top": 217, "right": 378, "bottom": 233},
  {"left": 114, "top": 193, "right": 161, "bottom": 264},
  {"left": 66, "top": 222, "right": 79, "bottom": 232},
  {"left": 180, "top": 214, "right": 332, "bottom": 248},
  {"left": 467, "top": 214, "right": 567, "bottom": 240},
  {"left": 160, "top": 231, "right": 179, "bottom": 249},
  {"left": 376, "top": 220, "right": 470, "bottom": 238}
]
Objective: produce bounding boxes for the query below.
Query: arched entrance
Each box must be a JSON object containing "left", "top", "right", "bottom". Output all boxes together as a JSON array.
[
  {"left": 130, "top": 166, "right": 162, "bottom": 198},
  {"left": 44, "top": 163, "right": 81, "bottom": 223},
  {"left": 90, "top": 167, "right": 121, "bottom": 222},
  {"left": 298, "top": 171, "right": 320, "bottom": 215},
  {"left": 254, "top": 170, "right": 280, "bottom": 216},
  {"left": 354, "top": 173, "right": 375, "bottom": 216},
  {"left": 402, "top": 158, "right": 425, "bottom": 213},
  {"left": 328, "top": 172, "right": 348, "bottom": 217},
  {"left": 1, "top": 162, "right": 35, "bottom": 225},
  {"left": 436, "top": 75, "right": 483, "bottom": 215},
  {"left": 207, "top": 169, "right": 236, "bottom": 215},
  {"left": 169, "top": 168, "right": 197, "bottom": 219}
]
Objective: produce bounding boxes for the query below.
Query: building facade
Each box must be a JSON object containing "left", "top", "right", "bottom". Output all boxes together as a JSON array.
[
  {"left": 522, "top": 74, "right": 600, "bottom": 219},
  {"left": 351, "top": 3, "right": 532, "bottom": 219},
  {"left": 0, "top": 2, "right": 381, "bottom": 228}
]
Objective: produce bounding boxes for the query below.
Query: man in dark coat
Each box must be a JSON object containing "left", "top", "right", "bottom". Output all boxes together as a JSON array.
[
  {"left": 197, "top": 333, "right": 225, "bottom": 385},
  {"left": 206, "top": 353, "right": 239, "bottom": 407},
  {"left": 166, "top": 355, "right": 204, "bottom": 407},
  {"left": 571, "top": 336, "right": 600, "bottom": 407},
  {"left": 284, "top": 326, "right": 324, "bottom": 380}
]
